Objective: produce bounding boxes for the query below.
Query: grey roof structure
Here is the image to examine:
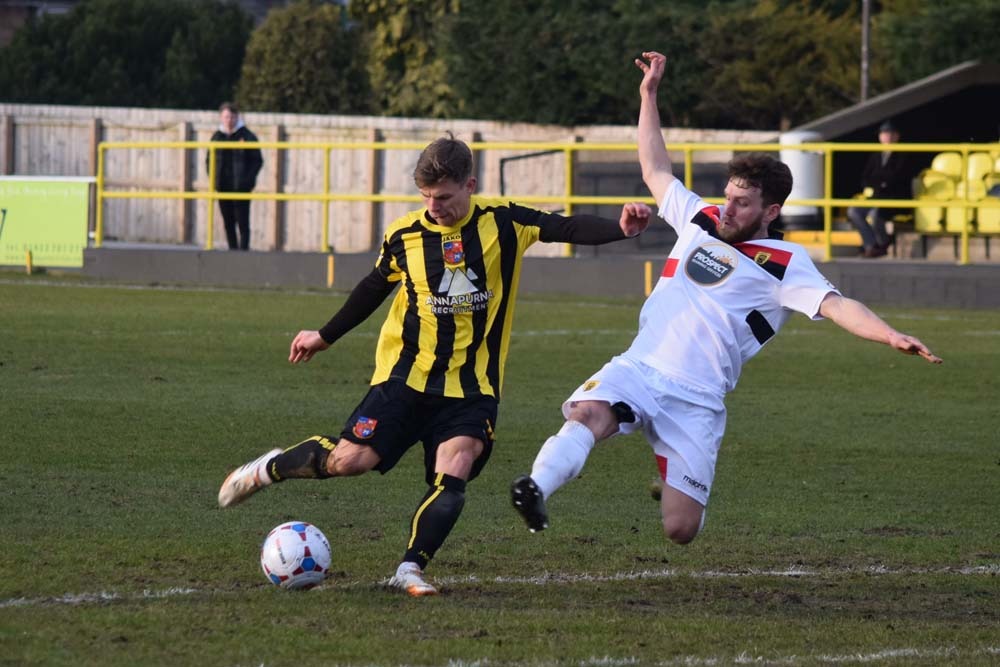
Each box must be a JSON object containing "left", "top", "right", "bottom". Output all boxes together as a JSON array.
[{"left": 792, "top": 60, "right": 1000, "bottom": 143}]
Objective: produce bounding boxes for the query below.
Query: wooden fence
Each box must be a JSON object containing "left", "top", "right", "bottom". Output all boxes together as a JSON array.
[{"left": 0, "top": 103, "right": 775, "bottom": 253}]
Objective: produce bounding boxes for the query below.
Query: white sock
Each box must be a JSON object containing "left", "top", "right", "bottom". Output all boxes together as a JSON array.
[{"left": 530, "top": 420, "right": 596, "bottom": 499}]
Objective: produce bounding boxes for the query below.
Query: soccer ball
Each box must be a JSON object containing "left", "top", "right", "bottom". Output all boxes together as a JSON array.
[{"left": 259, "top": 521, "right": 332, "bottom": 590}]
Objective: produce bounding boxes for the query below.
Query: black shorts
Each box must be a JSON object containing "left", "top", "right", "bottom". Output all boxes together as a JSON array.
[{"left": 339, "top": 381, "right": 497, "bottom": 485}]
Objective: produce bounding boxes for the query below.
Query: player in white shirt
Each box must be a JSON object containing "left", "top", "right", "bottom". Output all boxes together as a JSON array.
[{"left": 511, "top": 50, "right": 943, "bottom": 545}]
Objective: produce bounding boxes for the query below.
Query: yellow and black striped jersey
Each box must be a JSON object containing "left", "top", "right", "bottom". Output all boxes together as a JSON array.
[{"left": 370, "top": 196, "right": 622, "bottom": 399}]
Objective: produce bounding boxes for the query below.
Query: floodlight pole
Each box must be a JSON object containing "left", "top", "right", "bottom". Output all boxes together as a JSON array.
[{"left": 860, "top": 0, "right": 871, "bottom": 102}]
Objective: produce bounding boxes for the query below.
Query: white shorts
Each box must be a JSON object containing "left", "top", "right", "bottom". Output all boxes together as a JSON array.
[{"left": 562, "top": 354, "right": 726, "bottom": 506}]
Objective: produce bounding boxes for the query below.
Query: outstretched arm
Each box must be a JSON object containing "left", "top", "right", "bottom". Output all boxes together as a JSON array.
[
  {"left": 535, "top": 202, "right": 651, "bottom": 244},
  {"left": 818, "top": 293, "right": 942, "bottom": 364},
  {"left": 634, "top": 51, "right": 677, "bottom": 205}
]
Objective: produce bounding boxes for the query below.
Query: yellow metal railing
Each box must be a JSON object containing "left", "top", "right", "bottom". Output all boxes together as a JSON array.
[{"left": 95, "top": 140, "right": 1000, "bottom": 264}]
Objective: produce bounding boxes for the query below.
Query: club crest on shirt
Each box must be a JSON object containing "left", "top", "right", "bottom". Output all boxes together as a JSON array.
[
  {"left": 352, "top": 416, "right": 378, "bottom": 439},
  {"left": 685, "top": 243, "right": 739, "bottom": 285},
  {"left": 754, "top": 251, "right": 772, "bottom": 265},
  {"left": 443, "top": 240, "right": 464, "bottom": 265},
  {"left": 582, "top": 380, "right": 600, "bottom": 391}
]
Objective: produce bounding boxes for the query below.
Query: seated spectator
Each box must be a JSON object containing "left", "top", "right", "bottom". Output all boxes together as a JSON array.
[{"left": 848, "top": 120, "right": 910, "bottom": 258}]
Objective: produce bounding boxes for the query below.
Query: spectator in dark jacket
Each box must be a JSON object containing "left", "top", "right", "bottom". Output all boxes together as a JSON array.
[
  {"left": 207, "top": 102, "right": 263, "bottom": 250},
  {"left": 848, "top": 120, "right": 911, "bottom": 258}
]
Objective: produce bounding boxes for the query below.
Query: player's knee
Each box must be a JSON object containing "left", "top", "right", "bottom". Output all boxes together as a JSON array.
[
  {"left": 564, "top": 402, "right": 617, "bottom": 439},
  {"left": 661, "top": 513, "right": 701, "bottom": 545},
  {"left": 327, "top": 443, "right": 377, "bottom": 477}
]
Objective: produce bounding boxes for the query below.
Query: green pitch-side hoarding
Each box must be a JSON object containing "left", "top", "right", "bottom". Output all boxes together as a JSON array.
[{"left": 0, "top": 177, "right": 93, "bottom": 268}]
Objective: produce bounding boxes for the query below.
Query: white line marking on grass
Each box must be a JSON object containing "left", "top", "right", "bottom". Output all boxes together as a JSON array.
[
  {"left": 0, "top": 586, "right": 197, "bottom": 609},
  {"left": 417, "top": 646, "right": 1000, "bottom": 666},
  {"left": 3, "top": 564, "right": 996, "bottom": 609},
  {"left": 435, "top": 563, "right": 999, "bottom": 586}
]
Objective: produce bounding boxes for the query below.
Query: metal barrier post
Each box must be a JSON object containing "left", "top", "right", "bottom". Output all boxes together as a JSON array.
[
  {"left": 823, "top": 148, "right": 834, "bottom": 262},
  {"left": 562, "top": 146, "right": 574, "bottom": 257},
  {"left": 959, "top": 149, "right": 970, "bottom": 265},
  {"left": 683, "top": 147, "right": 693, "bottom": 189},
  {"left": 207, "top": 145, "right": 216, "bottom": 250},
  {"left": 95, "top": 144, "right": 105, "bottom": 248},
  {"left": 322, "top": 148, "right": 331, "bottom": 253}
]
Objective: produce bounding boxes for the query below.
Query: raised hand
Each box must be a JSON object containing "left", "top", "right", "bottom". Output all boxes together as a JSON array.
[
  {"left": 635, "top": 51, "right": 666, "bottom": 96},
  {"left": 619, "top": 202, "right": 653, "bottom": 238}
]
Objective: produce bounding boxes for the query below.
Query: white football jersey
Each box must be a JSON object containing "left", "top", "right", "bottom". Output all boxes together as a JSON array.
[{"left": 624, "top": 179, "right": 839, "bottom": 395}]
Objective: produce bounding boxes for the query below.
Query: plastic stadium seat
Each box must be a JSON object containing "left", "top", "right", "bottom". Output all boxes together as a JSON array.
[
  {"left": 949, "top": 153, "right": 1000, "bottom": 234},
  {"left": 978, "top": 173, "right": 1000, "bottom": 234},
  {"left": 945, "top": 180, "right": 979, "bottom": 233},
  {"left": 930, "top": 151, "right": 963, "bottom": 179},
  {"left": 966, "top": 152, "right": 994, "bottom": 183},
  {"left": 942, "top": 153, "right": 993, "bottom": 233},
  {"left": 913, "top": 152, "right": 962, "bottom": 233}
]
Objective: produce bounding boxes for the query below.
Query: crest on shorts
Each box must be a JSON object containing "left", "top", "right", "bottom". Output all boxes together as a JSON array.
[
  {"left": 352, "top": 416, "right": 378, "bottom": 439},
  {"left": 582, "top": 380, "right": 600, "bottom": 392},
  {"left": 443, "top": 240, "right": 464, "bottom": 265}
]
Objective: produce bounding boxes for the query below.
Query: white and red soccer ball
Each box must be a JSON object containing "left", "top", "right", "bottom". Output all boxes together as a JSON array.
[{"left": 260, "top": 521, "right": 331, "bottom": 590}]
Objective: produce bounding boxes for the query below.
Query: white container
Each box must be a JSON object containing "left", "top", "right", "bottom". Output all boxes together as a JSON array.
[{"left": 779, "top": 130, "right": 823, "bottom": 228}]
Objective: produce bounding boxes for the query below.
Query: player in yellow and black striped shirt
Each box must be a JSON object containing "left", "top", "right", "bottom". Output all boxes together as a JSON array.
[{"left": 218, "top": 135, "right": 651, "bottom": 595}]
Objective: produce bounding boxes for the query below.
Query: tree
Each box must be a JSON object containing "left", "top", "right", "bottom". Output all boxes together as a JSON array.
[
  {"left": 695, "top": 0, "right": 862, "bottom": 130},
  {"left": 0, "top": 0, "right": 251, "bottom": 108},
  {"left": 236, "top": 0, "right": 370, "bottom": 114},
  {"left": 877, "top": 0, "right": 1000, "bottom": 86},
  {"left": 348, "top": 0, "right": 460, "bottom": 118},
  {"left": 438, "top": 0, "right": 613, "bottom": 125},
  {"left": 608, "top": 0, "right": 715, "bottom": 128},
  {"left": 436, "top": 0, "right": 715, "bottom": 127}
]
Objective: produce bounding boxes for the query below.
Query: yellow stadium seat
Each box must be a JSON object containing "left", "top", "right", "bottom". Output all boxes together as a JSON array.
[
  {"left": 978, "top": 173, "right": 1000, "bottom": 234},
  {"left": 967, "top": 152, "right": 994, "bottom": 183},
  {"left": 945, "top": 180, "right": 979, "bottom": 233},
  {"left": 946, "top": 153, "right": 1000, "bottom": 234},
  {"left": 930, "top": 151, "right": 963, "bottom": 179},
  {"left": 913, "top": 152, "right": 963, "bottom": 233}
]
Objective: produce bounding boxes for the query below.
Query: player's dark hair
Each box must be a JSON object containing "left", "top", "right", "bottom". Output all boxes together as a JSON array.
[
  {"left": 414, "top": 132, "right": 473, "bottom": 188},
  {"left": 727, "top": 153, "right": 793, "bottom": 207},
  {"left": 219, "top": 101, "right": 239, "bottom": 115}
]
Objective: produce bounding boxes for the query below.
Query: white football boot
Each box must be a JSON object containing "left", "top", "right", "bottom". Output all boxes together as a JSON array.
[
  {"left": 387, "top": 562, "right": 438, "bottom": 597},
  {"left": 218, "top": 448, "right": 281, "bottom": 508}
]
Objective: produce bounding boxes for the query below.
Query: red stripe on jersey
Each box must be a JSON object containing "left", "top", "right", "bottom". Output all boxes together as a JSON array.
[
  {"left": 700, "top": 206, "right": 721, "bottom": 227},
  {"left": 736, "top": 243, "right": 792, "bottom": 267},
  {"left": 661, "top": 258, "right": 679, "bottom": 277},
  {"left": 656, "top": 454, "right": 667, "bottom": 481}
]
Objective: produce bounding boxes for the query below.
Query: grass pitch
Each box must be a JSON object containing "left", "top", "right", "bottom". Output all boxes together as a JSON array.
[{"left": 1, "top": 272, "right": 997, "bottom": 666}]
